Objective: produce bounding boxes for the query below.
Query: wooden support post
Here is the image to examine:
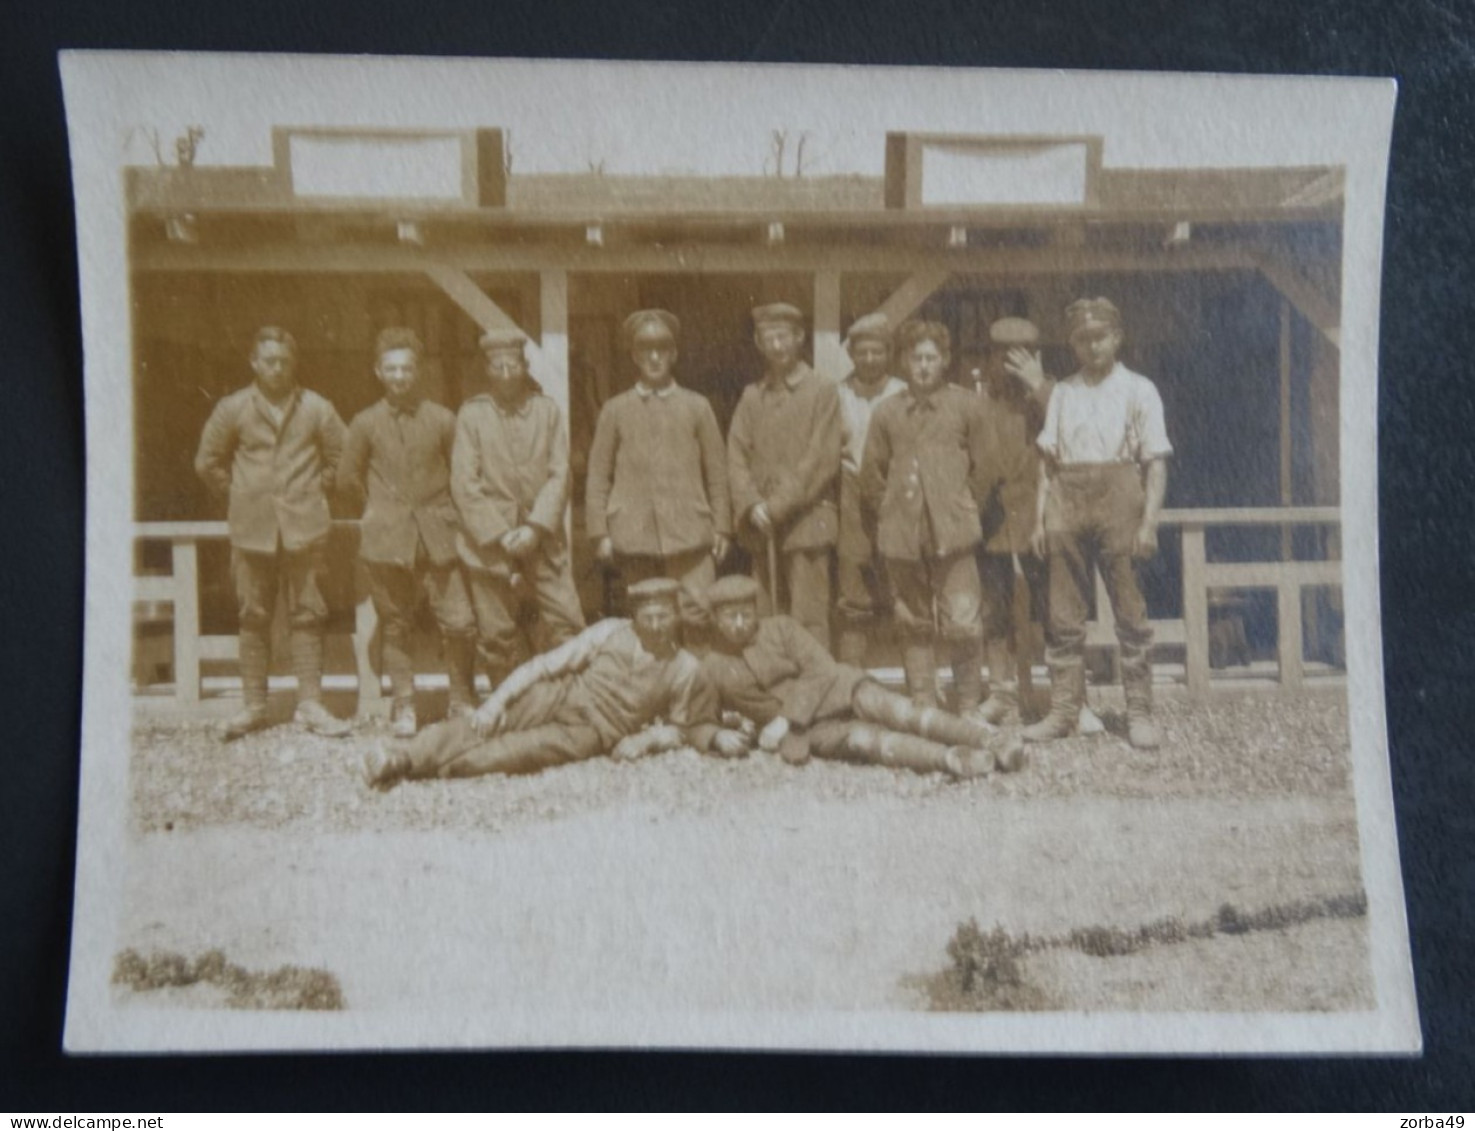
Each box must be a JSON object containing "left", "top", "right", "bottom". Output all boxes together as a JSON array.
[
  {"left": 540, "top": 269, "right": 573, "bottom": 544},
  {"left": 875, "top": 268, "right": 952, "bottom": 326},
  {"left": 171, "top": 539, "right": 201, "bottom": 706},
  {"left": 1181, "top": 523, "right": 1210, "bottom": 699},
  {"left": 1251, "top": 248, "right": 1340, "bottom": 350},
  {"left": 353, "top": 593, "right": 385, "bottom": 720},
  {"left": 422, "top": 262, "right": 557, "bottom": 385},
  {"left": 1278, "top": 582, "right": 1305, "bottom": 690},
  {"left": 1279, "top": 297, "right": 1294, "bottom": 562},
  {"left": 812, "top": 270, "right": 846, "bottom": 382},
  {"left": 1093, "top": 567, "right": 1119, "bottom": 682}
]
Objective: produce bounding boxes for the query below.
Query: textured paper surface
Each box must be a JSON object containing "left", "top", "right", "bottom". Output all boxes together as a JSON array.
[{"left": 59, "top": 52, "right": 1415, "bottom": 1053}]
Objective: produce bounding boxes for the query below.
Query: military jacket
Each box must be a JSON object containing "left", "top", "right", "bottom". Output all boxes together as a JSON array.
[
  {"left": 194, "top": 384, "right": 347, "bottom": 554},
  {"left": 859, "top": 384, "right": 994, "bottom": 562},
  {"left": 585, "top": 383, "right": 732, "bottom": 557},
  {"left": 726, "top": 363, "right": 842, "bottom": 553},
  {"left": 340, "top": 396, "right": 461, "bottom": 567}
]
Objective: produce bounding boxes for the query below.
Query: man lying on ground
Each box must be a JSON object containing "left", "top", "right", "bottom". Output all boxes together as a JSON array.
[
  {"left": 362, "top": 577, "right": 716, "bottom": 790},
  {"left": 697, "top": 575, "right": 1027, "bottom": 779}
]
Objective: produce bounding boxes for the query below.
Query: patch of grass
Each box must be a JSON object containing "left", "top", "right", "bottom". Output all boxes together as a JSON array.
[
  {"left": 928, "top": 889, "right": 1367, "bottom": 1011},
  {"left": 112, "top": 947, "right": 345, "bottom": 1011}
]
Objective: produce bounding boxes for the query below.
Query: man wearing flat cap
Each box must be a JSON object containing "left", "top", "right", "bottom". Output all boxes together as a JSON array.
[
  {"left": 362, "top": 577, "right": 719, "bottom": 788},
  {"left": 694, "top": 575, "right": 1024, "bottom": 779},
  {"left": 963, "top": 316, "right": 1056, "bottom": 727},
  {"left": 585, "top": 310, "right": 731, "bottom": 630},
  {"left": 451, "top": 326, "right": 586, "bottom": 694},
  {"left": 726, "top": 302, "right": 843, "bottom": 646},
  {"left": 1026, "top": 298, "right": 1172, "bottom": 749},
  {"left": 834, "top": 312, "right": 907, "bottom": 668}
]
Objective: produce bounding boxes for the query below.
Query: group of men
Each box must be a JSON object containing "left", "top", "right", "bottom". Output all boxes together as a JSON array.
[{"left": 194, "top": 292, "right": 1171, "bottom": 789}]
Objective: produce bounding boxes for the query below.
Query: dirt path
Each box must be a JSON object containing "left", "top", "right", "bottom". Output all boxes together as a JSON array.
[{"left": 120, "top": 790, "right": 1368, "bottom": 1014}]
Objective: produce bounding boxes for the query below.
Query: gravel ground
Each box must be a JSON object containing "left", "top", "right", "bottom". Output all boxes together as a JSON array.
[
  {"left": 130, "top": 692, "right": 1352, "bottom": 837},
  {"left": 116, "top": 689, "right": 1369, "bottom": 1025}
]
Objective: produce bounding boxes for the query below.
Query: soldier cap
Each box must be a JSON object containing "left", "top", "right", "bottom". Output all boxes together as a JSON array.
[
  {"left": 1065, "top": 298, "right": 1123, "bottom": 339},
  {"left": 751, "top": 302, "right": 805, "bottom": 329},
  {"left": 626, "top": 577, "right": 683, "bottom": 608},
  {"left": 704, "top": 574, "right": 764, "bottom": 609},
  {"left": 845, "top": 311, "right": 893, "bottom": 345},
  {"left": 478, "top": 326, "right": 528, "bottom": 352},
  {"left": 988, "top": 316, "right": 1041, "bottom": 347},
  {"left": 622, "top": 309, "right": 681, "bottom": 348}
]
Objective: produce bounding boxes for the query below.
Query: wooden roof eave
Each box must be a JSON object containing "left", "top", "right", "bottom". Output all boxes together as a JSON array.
[{"left": 128, "top": 200, "right": 1342, "bottom": 231}]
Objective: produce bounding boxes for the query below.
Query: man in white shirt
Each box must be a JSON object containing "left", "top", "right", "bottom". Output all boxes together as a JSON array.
[
  {"left": 834, "top": 312, "right": 907, "bottom": 667},
  {"left": 1024, "top": 298, "right": 1172, "bottom": 749}
]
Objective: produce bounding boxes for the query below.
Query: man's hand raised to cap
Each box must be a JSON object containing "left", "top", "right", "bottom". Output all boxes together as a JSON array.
[{"left": 1004, "top": 348, "right": 1046, "bottom": 393}]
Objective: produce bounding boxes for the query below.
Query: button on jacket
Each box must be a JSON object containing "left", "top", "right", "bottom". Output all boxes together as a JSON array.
[
  {"left": 726, "top": 362, "right": 843, "bottom": 553},
  {"left": 585, "top": 383, "right": 732, "bottom": 557},
  {"left": 452, "top": 387, "right": 570, "bottom": 569},
  {"left": 195, "top": 385, "right": 347, "bottom": 553},
  {"left": 859, "top": 384, "right": 994, "bottom": 562},
  {"left": 700, "top": 614, "right": 867, "bottom": 731},
  {"left": 339, "top": 397, "right": 461, "bottom": 567}
]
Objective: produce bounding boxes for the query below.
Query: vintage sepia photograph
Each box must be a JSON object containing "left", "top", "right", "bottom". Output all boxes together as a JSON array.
[{"left": 60, "top": 53, "right": 1415, "bottom": 1053}]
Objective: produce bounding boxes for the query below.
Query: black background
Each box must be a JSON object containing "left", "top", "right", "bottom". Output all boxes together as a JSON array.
[{"left": 3, "top": 0, "right": 1473, "bottom": 1111}]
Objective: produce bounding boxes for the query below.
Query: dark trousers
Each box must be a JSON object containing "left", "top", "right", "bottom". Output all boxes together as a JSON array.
[
  {"left": 978, "top": 550, "right": 1046, "bottom": 646},
  {"left": 364, "top": 544, "right": 476, "bottom": 705},
  {"left": 1045, "top": 464, "right": 1152, "bottom": 682},
  {"left": 231, "top": 539, "right": 330, "bottom": 705},
  {"left": 403, "top": 676, "right": 602, "bottom": 779},
  {"left": 232, "top": 540, "right": 329, "bottom": 633},
  {"left": 836, "top": 553, "right": 890, "bottom": 627},
  {"left": 753, "top": 546, "right": 832, "bottom": 647},
  {"left": 887, "top": 548, "right": 983, "bottom": 645},
  {"left": 467, "top": 547, "right": 586, "bottom": 687}
]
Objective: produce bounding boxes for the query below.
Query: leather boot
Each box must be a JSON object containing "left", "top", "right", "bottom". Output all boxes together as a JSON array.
[
  {"left": 444, "top": 634, "right": 478, "bottom": 719},
  {"left": 222, "top": 630, "right": 271, "bottom": 741},
  {"left": 382, "top": 623, "right": 415, "bottom": 708},
  {"left": 1121, "top": 645, "right": 1161, "bottom": 749},
  {"left": 836, "top": 626, "right": 870, "bottom": 669},
  {"left": 291, "top": 630, "right": 351, "bottom": 737},
  {"left": 950, "top": 640, "right": 985, "bottom": 715},
  {"left": 975, "top": 638, "right": 1020, "bottom": 726},
  {"left": 901, "top": 641, "right": 939, "bottom": 708},
  {"left": 1021, "top": 658, "right": 1083, "bottom": 742}
]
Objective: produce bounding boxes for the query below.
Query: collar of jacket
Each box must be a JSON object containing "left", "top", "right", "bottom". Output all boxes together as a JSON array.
[
  {"left": 471, "top": 386, "right": 535, "bottom": 416},
  {"left": 902, "top": 385, "right": 946, "bottom": 411},
  {"left": 634, "top": 381, "right": 677, "bottom": 399},
  {"left": 251, "top": 383, "right": 300, "bottom": 421},
  {"left": 763, "top": 362, "right": 811, "bottom": 393},
  {"left": 384, "top": 394, "right": 424, "bottom": 417}
]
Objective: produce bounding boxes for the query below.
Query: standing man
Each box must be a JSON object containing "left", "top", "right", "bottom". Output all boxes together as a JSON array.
[
  {"left": 1024, "top": 298, "right": 1172, "bottom": 749},
  {"left": 585, "top": 309, "right": 731, "bottom": 629},
  {"left": 860, "top": 320, "right": 993, "bottom": 713},
  {"left": 834, "top": 312, "right": 907, "bottom": 668},
  {"left": 195, "top": 325, "right": 351, "bottom": 740},
  {"left": 968, "top": 316, "right": 1055, "bottom": 726},
  {"left": 452, "top": 327, "right": 586, "bottom": 692},
  {"left": 726, "top": 302, "right": 843, "bottom": 646},
  {"left": 339, "top": 327, "right": 477, "bottom": 737}
]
